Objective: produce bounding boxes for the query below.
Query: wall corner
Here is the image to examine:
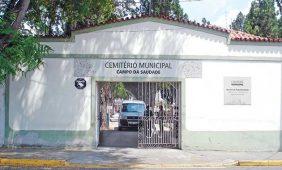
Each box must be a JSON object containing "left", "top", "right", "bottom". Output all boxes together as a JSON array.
[{"left": 0, "top": 83, "right": 5, "bottom": 147}]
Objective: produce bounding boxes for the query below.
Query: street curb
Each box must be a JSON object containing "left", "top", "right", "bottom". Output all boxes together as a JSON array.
[
  {"left": 69, "top": 162, "right": 239, "bottom": 169},
  {"left": 0, "top": 158, "right": 238, "bottom": 168},
  {"left": 0, "top": 158, "right": 68, "bottom": 167},
  {"left": 238, "top": 160, "right": 282, "bottom": 166}
]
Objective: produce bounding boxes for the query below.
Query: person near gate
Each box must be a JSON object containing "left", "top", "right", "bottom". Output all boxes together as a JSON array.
[
  {"left": 158, "top": 104, "right": 164, "bottom": 134},
  {"left": 145, "top": 104, "right": 153, "bottom": 117}
]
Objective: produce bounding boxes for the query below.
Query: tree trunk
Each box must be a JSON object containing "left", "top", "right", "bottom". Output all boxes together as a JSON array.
[
  {"left": 0, "top": 0, "right": 30, "bottom": 54},
  {"left": 65, "top": 22, "right": 72, "bottom": 36},
  {"left": 100, "top": 83, "right": 111, "bottom": 130},
  {"left": 12, "top": 0, "right": 30, "bottom": 30}
]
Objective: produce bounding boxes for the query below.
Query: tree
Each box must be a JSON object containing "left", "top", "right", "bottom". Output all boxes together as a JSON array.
[
  {"left": 278, "top": 17, "right": 282, "bottom": 37},
  {"left": 150, "top": 0, "right": 184, "bottom": 18},
  {"left": 230, "top": 12, "right": 245, "bottom": 31},
  {"left": 201, "top": 17, "right": 210, "bottom": 25},
  {"left": 276, "top": 0, "right": 282, "bottom": 15},
  {"left": 25, "top": 0, "right": 116, "bottom": 36},
  {"left": 115, "top": 0, "right": 188, "bottom": 20},
  {"left": 12, "top": 0, "right": 187, "bottom": 37},
  {"left": 0, "top": 0, "right": 51, "bottom": 84},
  {"left": 114, "top": 0, "right": 140, "bottom": 18},
  {"left": 113, "top": 82, "right": 128, "bottom": 99},
  {"left": 0, "top": 0, "right": 116, "bottom": 84},
  {"left": 0, "top": 0, "right": 189, "bottom": 84},
  {"left": 244, "top": 0, "right": 279, "bottom": 38},
  {"left": 183, "top": 13, "right": 189, "bottom": 21},
  {"left": 100, "top": 82, "right": 111, "bottom": 129},
  {"left": 275, "top": 0, "right": 282, "bottom": 37}
]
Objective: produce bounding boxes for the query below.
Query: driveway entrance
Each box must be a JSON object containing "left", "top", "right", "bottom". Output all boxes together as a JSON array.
[
  {"left": 99, "top": 130, "right": 137, "bottom": 148},
  {"left": 97, "top": 82, "right": 181, "bottom": 149}
]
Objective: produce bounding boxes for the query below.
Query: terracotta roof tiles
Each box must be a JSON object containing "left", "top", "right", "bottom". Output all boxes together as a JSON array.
[
  {"left": 230, "top": 30, "right": 282, "bottom": 42},
  {"left": 43, "top": 14, "right": 282, "bottom": 43}
]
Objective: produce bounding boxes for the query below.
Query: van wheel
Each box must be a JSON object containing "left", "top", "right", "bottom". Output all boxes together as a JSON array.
[{"left": 118, "top": 126, "right": 122, "bottom": 131}]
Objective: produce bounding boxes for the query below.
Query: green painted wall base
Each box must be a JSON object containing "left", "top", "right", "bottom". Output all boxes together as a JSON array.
[
  {"left": 5, "top": 130, "right": 96, "bottom": 147},
  {"left": 6, "top": 130, "right": 282, "bottom": 151},
  {"left": 182, "top": 130, "right": 282, "bottom": 151}
]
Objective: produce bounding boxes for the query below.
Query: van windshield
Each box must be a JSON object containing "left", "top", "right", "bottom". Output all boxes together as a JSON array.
[{"left": 122, "top": 103, "right": 145, "bottom": 113}]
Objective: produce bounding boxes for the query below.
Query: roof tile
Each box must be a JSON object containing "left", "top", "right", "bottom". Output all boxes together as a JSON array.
[{"left": 42, "top": 14, "right": 282, "bottom": 43}]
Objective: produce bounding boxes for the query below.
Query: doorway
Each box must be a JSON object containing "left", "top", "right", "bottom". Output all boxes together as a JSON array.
[{"left": 97, "top": 81, "right": 181, "bottom": 148}]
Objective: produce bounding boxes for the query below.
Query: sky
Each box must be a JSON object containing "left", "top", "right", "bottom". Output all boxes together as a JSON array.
[{"left": 180, "top": 0, "right": 253, "bottom": 28}]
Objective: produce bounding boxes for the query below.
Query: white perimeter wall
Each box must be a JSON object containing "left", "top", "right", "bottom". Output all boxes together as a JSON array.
[
  {"left": 185, "top": 61, "right": 282, "bottom": 131},
  {"left": 0, "top": 85, "right": 4, "bottom": 146},
  {"left": 43, "top": 21, "right": 282, "bottom": 59},
  {"left": 9, "top": 58, "right": 91, "bottom": 131},
  {"left": 8, "top": 59, "right": 282, "bottom": 132}
]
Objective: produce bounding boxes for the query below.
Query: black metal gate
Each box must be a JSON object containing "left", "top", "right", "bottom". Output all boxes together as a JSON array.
[
  {"left": 98, "top": 81, "right": 181, "bottom": 148},
  {"left": 138, "top": 115, "right": 179, "bottom": 148},
  {"left": 137, "top": 82, "right": 181, "bottom": 148}
]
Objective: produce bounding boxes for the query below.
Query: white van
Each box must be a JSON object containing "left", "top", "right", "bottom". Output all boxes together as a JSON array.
[{"left": 118, "top": 100, "right": 145, "bottom": 130}]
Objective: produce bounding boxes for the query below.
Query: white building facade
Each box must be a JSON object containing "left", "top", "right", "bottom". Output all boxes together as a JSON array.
[{"left": 1, "top": 16, "right": 282, "bottom": 151}]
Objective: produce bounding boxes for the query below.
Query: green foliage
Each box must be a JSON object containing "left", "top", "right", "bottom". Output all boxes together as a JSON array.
[
  {"left": 104, "top": 0, "right": 187, "bottom": 22},
  {"left": 201, "top": 18, "right": 210, "bottom": 25},
  {"left": 1, "top": 0, "right": 114, "bottom": 84},
  {"left": 276, "top": 0, "right": 282, "bottom": 15},
  {"left": 279, "top": 17, "right": 282, "bottom": 37},
  {"left": 230, "top": 12, "right": 245, "bottom": 31},
  {"left": 244, "top": 0, "right": 279, "bottom": 37},
  {"left": 14, "top": 0, "right": 187, "bottom": 36},
  {"left": 277, "top": 0, "right": 282, "bottom": 37},
  {"left": 0, "top": 0, "right": 187, "bottom": 85},
  {"left": 0, "top": 18, "right": 52, "bottom": 84},
  {"left": 113, "top": 82, "right": 128, "bottom": 99},
  {"left": 25, "top": 0, "right": 116, "bottom": 36},
  {"left": 230, "top": 0, "right": 281, "bottom": 38},
  {"left": 151, "top": 0, "right": 184, "bottom": 18}
]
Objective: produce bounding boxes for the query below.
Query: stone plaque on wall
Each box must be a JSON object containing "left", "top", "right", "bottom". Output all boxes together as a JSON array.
[
  {"left": 74, "top": 59, "right": 96, "bottom": 77},
  {"left": 74, "top": 59, "right": 202, "bottom": 78},
  {"left": 224, "top": 77, "right": 251, "bottom": 105}
]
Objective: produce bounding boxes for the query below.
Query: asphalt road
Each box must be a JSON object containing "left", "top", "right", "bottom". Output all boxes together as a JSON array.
[{"left": 1, "top": 167, "right": 282, "bottom": 170}]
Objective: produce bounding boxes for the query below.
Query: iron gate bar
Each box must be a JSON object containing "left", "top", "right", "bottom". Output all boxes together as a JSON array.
[
  {"left": 138, "top": 116, "right": 179, "bottom": 147},
  {"left": 137, "top": 82, "right": 180, "bottom": 149}
]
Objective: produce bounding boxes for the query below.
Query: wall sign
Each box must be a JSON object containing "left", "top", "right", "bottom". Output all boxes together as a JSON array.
[
  {"left": 75, "top": 78, "right": 86, "bottom": 89},
  {"left": 224, "top": 77, "right": 251, "bottom": 105},
  {"left": 74, "top": 59, "right": 202, "bottom": 78}
]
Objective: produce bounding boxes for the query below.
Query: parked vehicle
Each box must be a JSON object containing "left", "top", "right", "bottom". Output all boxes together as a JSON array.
[{"left": 118, "top": 100, "right": 145, "bottom": 130}]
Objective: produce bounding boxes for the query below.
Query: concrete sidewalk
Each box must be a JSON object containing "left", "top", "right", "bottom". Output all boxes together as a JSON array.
[{"left": 0, "top": 147, "right": 282, "bottom": 168}]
